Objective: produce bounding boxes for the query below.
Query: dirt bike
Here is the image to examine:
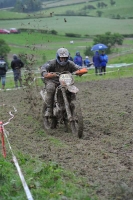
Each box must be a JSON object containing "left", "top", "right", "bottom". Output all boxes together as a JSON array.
[{"left": 40, "top": 69, "right": 87, "bottom": 138}]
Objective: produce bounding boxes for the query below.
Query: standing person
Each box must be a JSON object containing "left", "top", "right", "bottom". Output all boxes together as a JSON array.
[
  {"left": 84, "top": 56, "right": 90, "bottom": 68},
  {"left": 11, "top": 54, "right": 24, "bottom": 88},
  {"left": 92, "top": 51, "right": 101, "bottom": 75},
  {"left": 73, "top": 51, "right": 82, "bottom": 67},
  {"left": 0, "top": 56, "right": 8, "bottom": 89},
  {"left": 100, "top": 51, "right": 108, "bottom": 75},
  {"left": 40, "top": 48, "right": 87, "bottom": 117}
]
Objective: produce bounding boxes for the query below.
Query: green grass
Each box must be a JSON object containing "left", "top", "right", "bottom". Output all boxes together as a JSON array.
[
  {"left": 0, "top": 16, "right": 133, "bottom": 36},
  {"left": 1, "top": 0, "right": 133, "bottom": 19},
  {"left": 0, "top": 153, "right": 96, "bottom": 200},
  {"left": 0, "top": 10, "right": 28, "bottom": 19},
  {"left": 74, "top": 66, "right": 133, "bottom": 82},
  {"left": 41, "top": 0, "right": 133, "bottom": 19},
  {"left": 4, "top": 65, "right": 133, "bottom": 90},
  {"left": 1, "top": 32, "right": 133, "bottom": 67}
]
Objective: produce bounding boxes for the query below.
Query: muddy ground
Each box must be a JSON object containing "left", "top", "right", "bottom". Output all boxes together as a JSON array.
[{"left": 1, "top": 77, "right": 133, "bottom": 200}]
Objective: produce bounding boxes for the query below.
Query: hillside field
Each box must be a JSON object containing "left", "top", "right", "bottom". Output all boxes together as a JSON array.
[{"left": 0, "top": 16, "right": 133, "bottom": 36}]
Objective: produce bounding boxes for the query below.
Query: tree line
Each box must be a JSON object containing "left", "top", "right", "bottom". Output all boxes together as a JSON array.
[{"left": 0, "top": 0, "right": 51, "bottom": 11}]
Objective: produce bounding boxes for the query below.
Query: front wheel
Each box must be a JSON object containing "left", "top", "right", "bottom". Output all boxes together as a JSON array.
[
  {"left": 42, "top": 102, "right": 57, "bottom": 129},
  {"left": 70, "top": 102, "right": 83, "bottom": 138}
]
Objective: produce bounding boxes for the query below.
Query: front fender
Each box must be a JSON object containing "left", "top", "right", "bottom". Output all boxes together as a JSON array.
[{"left": 67, "top": 85, "right": 79, "bottom": 93}]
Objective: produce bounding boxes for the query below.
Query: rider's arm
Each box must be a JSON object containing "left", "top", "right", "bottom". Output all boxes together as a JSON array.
[{"left": 41, "top": 61, "right": 57, "bottom": 78}]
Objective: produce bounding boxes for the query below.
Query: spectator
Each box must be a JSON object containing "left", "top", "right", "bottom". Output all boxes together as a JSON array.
[
  {"left": 92, "top": 51, "right": 101, "bottom": 75},
  {"left": 73, "top": 51, "right": 82, "bottom": 67},
  {"left": 11, "top": 54, "right": 24, "bottom": 88},
  {"left": 69, "top": 53, "right": 73, "bottom": 61},
  {"left": 100, "top": 51, "right": 108, "bottom": 75},
  {"left": 0, "top": 56, "right": 8, "bottom": 89},
  {"left": 84, "top": 56, "right": 90, "bottom": 68}
]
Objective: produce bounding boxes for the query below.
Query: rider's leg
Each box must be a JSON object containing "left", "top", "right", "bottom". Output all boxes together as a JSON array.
[{"left": 45, "top": 81, "right": 56, "bottom": 117}]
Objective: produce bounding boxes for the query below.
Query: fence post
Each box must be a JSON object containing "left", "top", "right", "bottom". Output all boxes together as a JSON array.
[{"left": 0, "top": 121, "right": 6, "bottom": 158}]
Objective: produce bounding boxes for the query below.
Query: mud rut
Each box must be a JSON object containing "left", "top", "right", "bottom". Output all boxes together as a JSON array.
[{"left": 1, "top": 77, "right": 133, "bottom": 200}]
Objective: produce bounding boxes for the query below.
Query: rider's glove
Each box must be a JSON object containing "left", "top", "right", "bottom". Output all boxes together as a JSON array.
[
  {"left": 74, "top": 68, "right": 88, "bottom": 76},
  {"left": 44, "top": 73, "right": 57, "bottom": 78}
]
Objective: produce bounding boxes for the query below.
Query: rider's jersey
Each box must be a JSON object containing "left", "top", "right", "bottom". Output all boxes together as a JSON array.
[{"left": 41, "top": 59, "right": 80, "bottom": 83}]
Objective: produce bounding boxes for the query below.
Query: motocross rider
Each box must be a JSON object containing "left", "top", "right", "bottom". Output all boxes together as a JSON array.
[{"left": 40, "top": 48, "right": 87, "bottom": 117}]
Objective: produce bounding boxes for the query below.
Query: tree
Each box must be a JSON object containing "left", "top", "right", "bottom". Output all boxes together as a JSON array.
[
  {"left": 110, "top": 0, "right": 116, "bottom": 6},
  {"left": 96, "top": 10, "right": 103, "bottom": 17},
  {"left": 84, "top": 46, "right": 94, "bottom": 57},
  {"left": 0, "top": 39, "right": 10, "bottom": 61},
  {"left": 93, "top": 32, "right": 124, "bottom": 53}
]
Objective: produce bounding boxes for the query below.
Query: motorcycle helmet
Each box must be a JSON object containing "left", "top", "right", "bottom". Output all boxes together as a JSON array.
[{"left": 56, "top": 48, "right": 69, "bottom": 66}]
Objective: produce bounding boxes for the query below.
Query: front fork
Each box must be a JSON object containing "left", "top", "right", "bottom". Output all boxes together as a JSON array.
[{"left": 61, "top": 87, "right": 73, "bottom": 121}]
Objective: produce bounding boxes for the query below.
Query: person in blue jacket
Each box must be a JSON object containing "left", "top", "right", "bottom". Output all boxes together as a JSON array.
[
  {"left": 73, "top": 51, "right": 82, "bottom": 67},
  {"left": 84, "top": 56, "right": 90, "bottom": 68},
  {"left": 100, "top": 51, "right": 108, "bottom": 75},
  {"left": 92, "top": 51, "right": 101, "bottom": 75}
]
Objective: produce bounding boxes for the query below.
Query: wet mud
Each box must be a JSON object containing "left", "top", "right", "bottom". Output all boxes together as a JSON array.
[{"left": 1, "top": 77, "right": 133, "bottom": 200}]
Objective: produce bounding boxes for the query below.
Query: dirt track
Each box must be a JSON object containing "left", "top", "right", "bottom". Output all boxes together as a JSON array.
[{"left": 1, "top": 77, "right": 133, "bottom": 200}]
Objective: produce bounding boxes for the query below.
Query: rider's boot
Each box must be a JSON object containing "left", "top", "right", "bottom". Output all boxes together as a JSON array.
[{"left": 45, "top": 107, "right": 53, "bottom": 117}]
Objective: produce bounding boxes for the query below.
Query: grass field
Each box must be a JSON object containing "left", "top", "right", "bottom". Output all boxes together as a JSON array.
[
  {"left": 1, "top": 31, "right": 133, "bottom": 67},
  {"left": 1, "top": 0, "right": 133, "bottom": 20},
  {"left": 0, "top": 16, "right": 133, "bottom": 36},
  {"left": 5, "top": 65, "right": 133, "bottom": 90},
  {"left": 0, "top": 0, "right": 133, "bottom": 66},
  {"left": 41, "top": 0, "right": 133, "bottom": 19}
]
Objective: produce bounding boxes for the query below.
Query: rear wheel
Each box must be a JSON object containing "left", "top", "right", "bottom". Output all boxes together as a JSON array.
[
  {"left": 70, "top": 102, "right": 83, "bottom": 138},
  {"left": 42, "top": 102, "right": 57, "bottom": 129}
]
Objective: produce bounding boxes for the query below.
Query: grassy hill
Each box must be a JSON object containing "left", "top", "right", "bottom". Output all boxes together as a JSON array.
[
  {"left": 0, "top": 0, "right": 133, "bottom": 66},
  {"left": 0, "top": 0, "right": 133, "bottom": 19},
  {"left": 0, "top": 0, "right": 133, "bottom": 36},
  {"left": 0, "top": 16, "right": 133, "bottom": 36},
  {"left": 42, "top": 0, "right": 133, "bottom": 19}
]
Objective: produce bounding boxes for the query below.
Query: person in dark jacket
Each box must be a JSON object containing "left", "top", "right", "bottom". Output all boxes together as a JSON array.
[
  {"left": 0, "top": 56, "right": 8, "bottom": 89},
  {"left": 11, "top": 54, "right": 24, "bottom": 87},
  {"left": 40, "top": 48, "right": 87, "bottom": 117},
  {"left": 69, "top": 53, "right": 73, "bottom": 61},
  {"left": 92, "top": 51, "right": 101, "bottom": 75},
  {"left": 100, "top": 51, "right": 108, "bottom": 75},
  {"left": 73, "top": 51, "right": 82, "bottom": 67}
]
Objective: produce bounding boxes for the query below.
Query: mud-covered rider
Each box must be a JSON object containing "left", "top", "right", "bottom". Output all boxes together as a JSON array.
[{"left": 40, "top": 48, "right": 87, "bottom": 117}]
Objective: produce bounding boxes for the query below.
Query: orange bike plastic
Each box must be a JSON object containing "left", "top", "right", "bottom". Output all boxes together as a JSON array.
[
  {"left": 44, "top": 73, "right": 57, "bottom": 78},
  {"left": 75, "top": 68, "right": 88, "bottom": 76}
]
